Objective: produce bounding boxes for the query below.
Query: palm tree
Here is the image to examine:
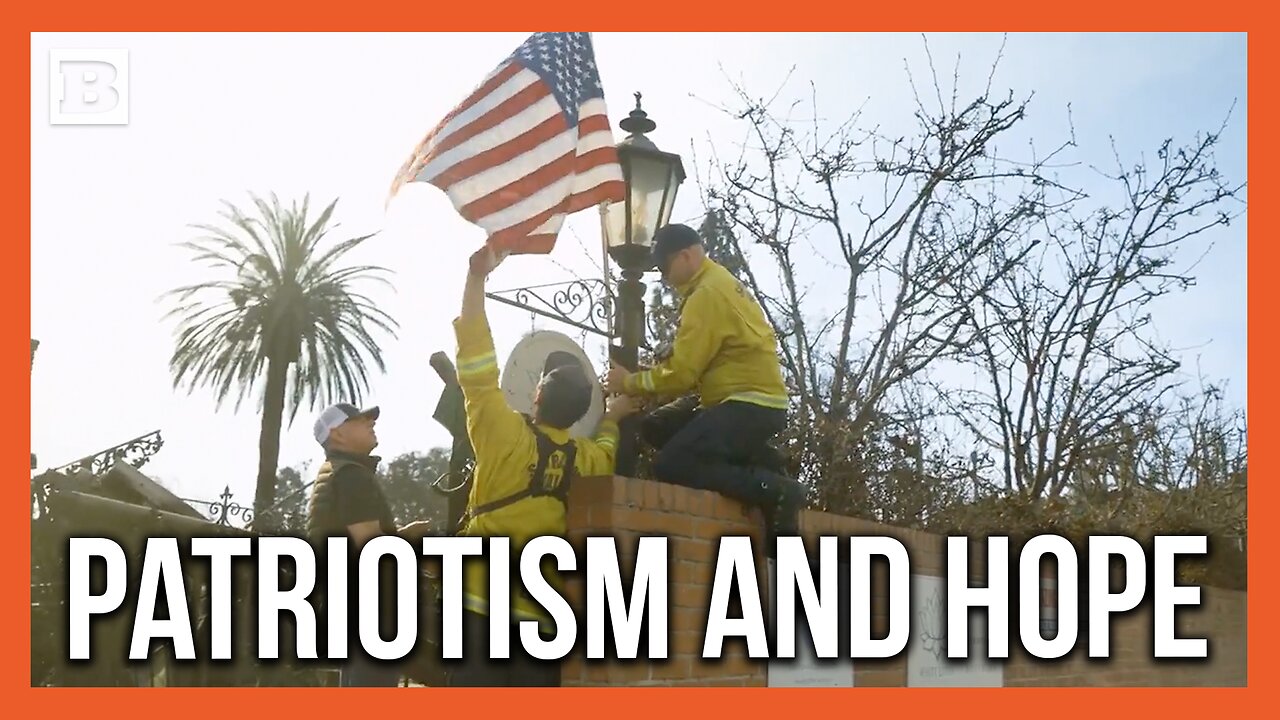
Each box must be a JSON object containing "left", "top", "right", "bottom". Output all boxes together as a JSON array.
[{"left": 164, "top": 193, "right": 398, "bottom": 518}]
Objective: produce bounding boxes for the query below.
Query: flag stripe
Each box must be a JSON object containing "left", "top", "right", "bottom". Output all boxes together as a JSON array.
[
  {"left": 480, "top": 161, "right": 624, "bottom": 233},
  {"left": 571, "top": 146, "right": 622, "bottom": 195},
  {"left": 422, "top": 63, "right": 531, "bottom": 149},
  {"left": 418, "top": 94, "right": 562, "bottom": 184},
  {"left": 428, "top": 113, "right": 570, "bottom": 193},
  {"left": 529, "top": 215, "right": 566, "bottom": 236},
  {"left": 574, "top": 113, "right": 613, "bottom": 138},
  {"left": 573, "top": 133, "right": 616, "bottom": 172},
  {"left": 440, "top": 119, "right": 619, "bottom": 209},
  {"left": 455, "top": 62, "right": 526, "bottom": 120},
  {"left": 569, "top": 144, "right": 625, "bottom": 201},
  {"left": 400, "top": 62, "right": 528, "bottom": 178},
  {"left": 427, "top": 74, "right": 549, "bottom": 162},
  {"left": 488, "top": 180, "right": 624, "bottom": 250},
  {"left": 444, "top": 134, "right": 576, "bottom": 210},
  {"left": 497, "top": 181, "right": 622, "bottom": 241},
  {"left": 576, "top": 98, "right": 609, "bottom": 124},
  {"left": 462, "top": 143, "right": 620, "bottom": 223},
  {"left": 567, "top": 183, "right": 622, "bottom": 215},
  {"left": 462, "top": 149, "right": 578, "bottom": 221}
]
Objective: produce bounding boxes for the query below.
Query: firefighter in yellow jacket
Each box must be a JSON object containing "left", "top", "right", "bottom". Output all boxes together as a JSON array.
[
  {"left": 449, "top": 246, "right": 638, "bottom": 687},
  {"left": 606, "top": 223, "right": 806, "bottom": 556}
]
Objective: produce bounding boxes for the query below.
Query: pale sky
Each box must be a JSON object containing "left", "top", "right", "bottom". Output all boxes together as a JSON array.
[{"left": 30, "top": 32, "right": 1247, "bottom": 511}]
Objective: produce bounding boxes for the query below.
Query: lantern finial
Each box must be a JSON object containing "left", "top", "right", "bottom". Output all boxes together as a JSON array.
[{"left": 619, "top": 91, "right": 656, "bottom": 137}]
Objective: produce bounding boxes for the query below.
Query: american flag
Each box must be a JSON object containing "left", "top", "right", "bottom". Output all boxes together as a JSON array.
[{"left": 389, "top": 32, "right": 625, "bottom": 255}]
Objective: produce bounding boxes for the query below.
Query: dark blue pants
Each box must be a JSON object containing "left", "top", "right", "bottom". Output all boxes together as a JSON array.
[{"left": 643, "top": 398, "right": 788, "bottom": 498}]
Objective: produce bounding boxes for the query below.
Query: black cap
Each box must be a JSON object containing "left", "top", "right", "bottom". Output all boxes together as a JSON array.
[
  {"left": 543, "top": 350, "right": 582, "bottom": 376},
  {"left": 650, "top": 223, "right": 702, "bottom": 271},
  {"left": 536, "top": 365, "right": 592, "bottom": 428}
]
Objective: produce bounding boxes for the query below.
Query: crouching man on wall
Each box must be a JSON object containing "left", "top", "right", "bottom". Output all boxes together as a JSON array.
[{"left": 606, "top": 223, "right": 807, "bottom": 558}]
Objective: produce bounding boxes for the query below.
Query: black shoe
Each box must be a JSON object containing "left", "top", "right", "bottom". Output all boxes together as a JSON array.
[
  {"left": 753, "top": 472, "right": 806, "bottom": 560},
  {"left": 702, "top": 465, "right": 807, "bottom": 559}
]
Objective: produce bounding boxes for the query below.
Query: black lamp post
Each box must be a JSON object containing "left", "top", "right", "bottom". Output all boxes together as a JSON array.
[{"left": 601, "top": 93, "right": 686, "bottom": 476}]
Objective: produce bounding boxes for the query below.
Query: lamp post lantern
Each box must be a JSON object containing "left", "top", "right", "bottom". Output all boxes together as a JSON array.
[
  {"left": 601, "top": 92, "right": 686, "bottom": 476},
  {"left": 602, "top": 92, "right": 686, "bottom": 369}
]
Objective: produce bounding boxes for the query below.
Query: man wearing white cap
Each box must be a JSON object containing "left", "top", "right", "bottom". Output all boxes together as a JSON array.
[{"left": 306, "top": 402, "right": 430, "bottom": 687}]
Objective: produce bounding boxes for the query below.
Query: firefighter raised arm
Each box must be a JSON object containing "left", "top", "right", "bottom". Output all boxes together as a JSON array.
[{"left": 447, "top": 246, "right": 638, "bottom": 687}]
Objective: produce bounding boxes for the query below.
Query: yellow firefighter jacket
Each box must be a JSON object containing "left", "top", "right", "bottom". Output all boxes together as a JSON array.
[
  {"left": 625, "top": 258, "right": 788, "bottom": 410},
  {"left": 453, "top": 313, "right": 618, "bottom": 633}
]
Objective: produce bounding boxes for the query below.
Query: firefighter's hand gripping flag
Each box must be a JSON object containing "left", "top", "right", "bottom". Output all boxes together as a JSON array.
[{"left": 389, "top": 32, "right": 626, "bottom": 255}]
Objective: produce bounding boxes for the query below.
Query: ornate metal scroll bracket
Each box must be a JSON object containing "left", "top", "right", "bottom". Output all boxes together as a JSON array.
[
  {"left": 51, "top": 429, "right": 164, "bottom": 477},
  {"left": 645, "top": 315, "right": 672, "bottom": 355},
  {"left": 181, "top": 485, "right": 253, "bottom": 527},
  {"left": 485, "top": 279, "right": 616, "bottom": 340}
]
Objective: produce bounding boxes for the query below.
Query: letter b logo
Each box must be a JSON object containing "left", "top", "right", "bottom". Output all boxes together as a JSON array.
[{"left": 49, "top": 50, "right": 129, "bottom": 125}]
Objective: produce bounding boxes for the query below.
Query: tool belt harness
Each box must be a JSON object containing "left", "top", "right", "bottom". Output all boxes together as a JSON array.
[
  {"left": 459, "top": 415, "right": 577, "bottom": 526},
  {"left": 413, "top": 417, "right": 577, "bottom": 685}
]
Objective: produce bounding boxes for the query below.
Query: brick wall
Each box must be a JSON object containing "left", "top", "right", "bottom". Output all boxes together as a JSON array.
[
  {"left": 562, "top": 474, "right": 768, "bottom": 686},
  {"left": 560, "top": 475, "right": 1247, "bottom": 687}
]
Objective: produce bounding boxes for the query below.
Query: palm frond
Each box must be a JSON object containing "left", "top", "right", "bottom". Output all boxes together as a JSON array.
[{"left": 162, "top": 193, "right": 399, "bottom": 418}]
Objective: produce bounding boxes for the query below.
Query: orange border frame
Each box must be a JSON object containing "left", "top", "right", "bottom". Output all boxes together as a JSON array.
[{"left": 13, "top": 14, "right": 1264, "bottom": 717}]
